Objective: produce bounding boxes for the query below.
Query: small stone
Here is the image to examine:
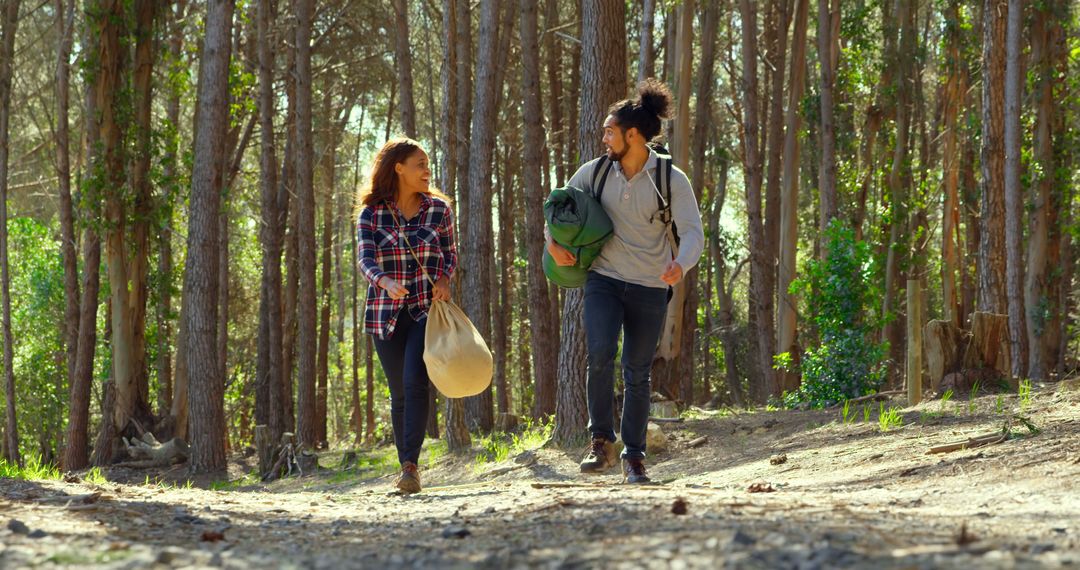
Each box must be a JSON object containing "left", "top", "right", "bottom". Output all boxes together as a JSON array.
[
  {"left": 442, "top": 526, "right": 470, "bottom": 539},
  {"left": 769, "top": 454, "right": 788, "bottom": 465},
  {"left": 646, "top": 423, "right": 668, "bottom": 454},
  {"left": 7, "top": 520, "right": 30, "bottom": 535},
  {"left": 731, "top": 530, "right": 756, "bottom": 547},
  {"left": 671, "top": 498, "right": 688, "bottom": 515},
  {"left": 28, "top": 529, "right": 47, "bottom": 539},
  {"left": 156, "top": 549, "right": 180, "bottom": 564}
]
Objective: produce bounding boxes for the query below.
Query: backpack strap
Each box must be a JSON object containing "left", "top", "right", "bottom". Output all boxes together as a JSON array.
[
  {"left": 591, "top": 156, "right": 613, "bottom": 201},
  {"left": 653, "top": 153, "right": 673, "bottom": 225}
]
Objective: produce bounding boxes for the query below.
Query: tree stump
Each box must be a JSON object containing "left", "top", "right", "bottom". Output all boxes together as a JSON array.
[
  {"left": 924, "top": 320, "right": 965, "bottom": 392},
  {"left": 961, "top": 312, "right": 1011, "bottom": 386},
  {"left": 255, "top": 425, "right": 273, "bottom": 476}
]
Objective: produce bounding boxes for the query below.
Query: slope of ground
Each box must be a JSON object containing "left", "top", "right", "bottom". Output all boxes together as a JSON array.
[{"left": 2, "top": 381, "right": 1078, "bottom": 569}]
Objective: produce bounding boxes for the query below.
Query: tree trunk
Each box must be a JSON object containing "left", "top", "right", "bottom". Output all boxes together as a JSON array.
[
  {"left": 129, "top": 0, "right": 157, "bottom": 417},
  {"left": 739, "top": 0, "right": 777, "bottom": 402},
  {"left": 256, "top": 0, "right": 284, "bottom": 442},
  {"left": 525, "top": 0, "right": 558, "bottom": 419},
  {"left": 54, "top": 0, "right": 79, "bottom": 401},
  {"left": 763, "top": 0, "right": 791, "bottom": 294},
  {"left": 0, "top": 0, "right": 20, "bottom": 464},
  {"left": 638, "top": 0, "right": 655, "bottom": 82},
  {"left": 553, "top": 0, "right": 625, "bottom": 446},
  {"left": 1003, "top": 0, "right": 1027, "bottom": 378},
  {"left": 294, "top": 0, "right": 318, "bottom": 449},
  {"left": 392, "top": 0, "right": 417, "bottom": 138},
  {"left": 463, "top": 0, "right": 501, "bottom": 433},
  {"left": 1025, "top": 1, "right": 1065, "bottom": 380},
  {"left": 315, "top": 87, "right": 336, "bottom": 448},
  {"left": 941, "top": 0, "right": 964, "bottom": 330},
  {"left": 183, "top": 0, "right": 234, "bottom": 474},
  {"left": 816, "top": 0, "right": 838, "bottom": 233},
  {"left": 776, "top": 0, "right": 809, "bottom": 394},
  {"left": 439, "top": 0, "right": 456, "bottom": 199},
  {"left": 978, "top": 0, "right": 1007, "bottom": 315},
  {"left": 443, "top": 0, "right": 472, "bottom": 453}
]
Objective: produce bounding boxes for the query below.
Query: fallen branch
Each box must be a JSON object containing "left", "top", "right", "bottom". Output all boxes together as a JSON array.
[
  {"left": 843, "top": 390, "right": 905, "bottom": 406},
  {"left": 927, "top": 433, "right": 1006, "bottom": 454},
  {"left": 649, "top": 417, "right": 685, "bottom": 424},
  {"left": 33, "top": 492, "right": 101, "bottom": 504},
  {"left": 687, "top": 436, "right": 709, "bottom": 448}
]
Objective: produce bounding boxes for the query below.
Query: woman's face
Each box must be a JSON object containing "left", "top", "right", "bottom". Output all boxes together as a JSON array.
[{"left": 395, "top": 149, "right": 431, "bottom": 193}]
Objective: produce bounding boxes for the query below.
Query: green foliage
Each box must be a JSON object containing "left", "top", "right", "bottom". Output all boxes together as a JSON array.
[
  {"left": 473, "top": 417, "right": 553, "bottom": 468},
  {"left": 781, "top": 221, "right": 888, "bottom": 408},
  {"left": 1018, "top": 379, "right": 1033, "bottom": 412},
  {"left": 968, "top": 381, "right": 981, "bottom": 414},
  {"left": 0, "top": 454, "right": 62, "bottom": 480},
  {"left": 877, "top": 404, "right": 903, "bottom": 432}
]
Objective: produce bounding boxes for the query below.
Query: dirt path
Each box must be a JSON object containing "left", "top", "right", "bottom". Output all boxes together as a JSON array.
[{"left": 3, "top": 383, "right": 1078, "bottom": 569}]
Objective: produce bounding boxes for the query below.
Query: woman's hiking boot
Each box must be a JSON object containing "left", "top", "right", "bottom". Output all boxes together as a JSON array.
[
  {"left": 622, "top": 457, "right": 651, "bottom": 484},
  {"left": 396, "top": 462, "right": 421, "bottom": 494}
]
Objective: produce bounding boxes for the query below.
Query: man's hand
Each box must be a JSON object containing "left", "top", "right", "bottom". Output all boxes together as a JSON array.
[
  {"left": 660, "top": 261, "right": 684, "bottom": 286},
  {"left": 378, "top": 275, "right": 409, "bottom": 300},
  {"left": 433, "top": 275, "right": 451, "bottom": 301}
]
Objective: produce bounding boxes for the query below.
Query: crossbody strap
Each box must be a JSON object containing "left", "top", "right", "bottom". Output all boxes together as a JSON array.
[{"left": 385, "top": 201, "right": 437, "bottom": 289}]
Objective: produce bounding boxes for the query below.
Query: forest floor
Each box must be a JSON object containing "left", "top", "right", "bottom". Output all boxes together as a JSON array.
[{"left": 2, "top": 380, "right": 1079, "bottom": 569}]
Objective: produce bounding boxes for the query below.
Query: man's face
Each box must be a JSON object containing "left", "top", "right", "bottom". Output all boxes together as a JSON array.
[{"left": 602, "top": 115, "right": 630, "bottom": 161}]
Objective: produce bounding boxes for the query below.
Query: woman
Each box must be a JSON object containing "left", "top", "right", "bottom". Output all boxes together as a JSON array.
[{"left": 356, "top": 138, "right": 456, "bottom": 493}]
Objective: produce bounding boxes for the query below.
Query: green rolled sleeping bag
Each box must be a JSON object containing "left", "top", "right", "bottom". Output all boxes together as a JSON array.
[{"left": 543, "top": 185, "right": 614, "bottom": 289}]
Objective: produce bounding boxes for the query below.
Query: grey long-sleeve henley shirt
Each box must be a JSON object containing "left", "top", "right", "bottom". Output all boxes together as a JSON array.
[{"left": 565, "top": 149, "right": 705, "bottom": 290}]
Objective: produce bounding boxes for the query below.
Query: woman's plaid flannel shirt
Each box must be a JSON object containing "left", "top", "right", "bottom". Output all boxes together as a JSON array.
[{"left": 357, "top": 193, "right": 458, "bottom": 340}]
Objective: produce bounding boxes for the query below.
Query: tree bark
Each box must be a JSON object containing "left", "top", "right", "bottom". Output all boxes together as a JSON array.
[
  {"left": 638, "top": 0, "right": 655, "bottom": 82},
  {"left": 256, "top": 0, "right": 285, "bottom": 442},
  {"left": 1003, "top": 0, "right": 1027, "bottom": 378},
  {"left": 315, "top": 85, "right": 337, "bottom": 449},
  {"left": 941, "top": 0, "right": 964, "bottom": 330},
  {"left": 463, "top": 0, "right": 502, "bottom": 433},
  {"left": 816, "top": 0, "right": 838, "bottom": 233},
  {"left": 392, "top": 0, "right": 417, "bottom": 138},
  {"left": 1025, "top": 0, "right": 1065, "bottom": 380},
  {"left": 183, "top": 0, "right": 234, "bottom": 474},
  {"left": 54, "top": 0, "right": 78, "bottom": 400},
  {"left": 521, "top": 0, "right": 557, "bottom": 421},
  {"left": 294, "top": 0, "right": 318, "bottom": 449},
  {"left": 0, "top": 0, "right": 20, "bottom": 465},
  {"left": 553, "top": 0, "right": 625, "bottom": 446},
  {"left": 776, "top": 0, "right": 809, "bottom": 394},
  {"left": 978, "top": 0, "right": 1007, "bottom": 315},
  {"left": 739, "top": 0, "right": 778, "bottom": 402},
  {"left": 129, "top": 0, "right": 157, "bottom": 417}
]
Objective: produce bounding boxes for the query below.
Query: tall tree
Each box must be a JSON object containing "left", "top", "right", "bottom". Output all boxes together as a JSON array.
[
  {"left": 294, "top": 0, "right": 318, "bottom": 449},
  {"left": 256, "top": 0, "right": 285, "bottom": 442},
  {"left": 1025, "top": 0, "right": 1066, "bottom": 379},
  {"left": 638, "top": 0, "right": 655, "bottom": 82},
  {"left": 553, "top": 0, "right": 625, "bottom": 445},
  {"left": 463, "top": 0, "right": 501, "bottom": 433},
  {"left": 979, "top": 0, "right": 1008, "bottom": 315},
  {"left": 54, "top": 0, "right": 78, "bottom": 401},
  {"left": 776, "top": 0, "right": 810, "bottom": 393},
  {"left": 0, "top": 0, "right": 19, "bottom": 464},
  {"left": 521, "top": 0, "right": 557, "bottom": 419},
  {"left": 941, "top": 0, "right": 965, "bottom": 329},
  {"left": 739, "top": 0, "right": 778, "bottom": 402},
  {"left": 1003, "top": 0, "right": 1027, "bottom": 377},
  {"left": 816, "top": 0, "right": 839, "bottom": 233},
  {"left": 392, "top": 0, "right": 417, "bottom": 137},
  {"left": 183, "top": 0, "right": 234, "bottom": 473}
]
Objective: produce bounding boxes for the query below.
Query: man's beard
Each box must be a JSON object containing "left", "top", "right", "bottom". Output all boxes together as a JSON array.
[{"left": 606, "top": 134, "right": 629, "bottom": 162}]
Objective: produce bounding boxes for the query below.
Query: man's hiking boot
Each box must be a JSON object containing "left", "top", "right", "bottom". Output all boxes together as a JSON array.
[
  {"left": 622, "top": 457, "right": 651, "bottom": 484},
  {"left": 396, "top": 462, "right": 421, "bottom": 494},
  {"left": 579, "top": 436, "right": 617, "bottom": 473}
]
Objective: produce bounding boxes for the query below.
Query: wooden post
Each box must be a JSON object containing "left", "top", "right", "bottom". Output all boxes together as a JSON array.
[{"left": 907, "top": 279, "right": 922, "bottom": 405}]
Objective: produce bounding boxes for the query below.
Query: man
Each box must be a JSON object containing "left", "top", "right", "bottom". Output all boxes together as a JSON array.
[{"left": 547, "top": 79, "right": 705, "bottom": 483}]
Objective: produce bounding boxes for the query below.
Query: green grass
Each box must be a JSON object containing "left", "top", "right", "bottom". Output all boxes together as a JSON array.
[
  {"left": 877, "top": 403, "right": 903, "bottom": 432},
  {"left": 862, "top": 405, "right": 871, "bottom": 423},
  {"left": 0, "top": 454, "right": 62, "bottom": 481},
  {"left": 210, "top": 470, "right": 262, "bottom": 491},
  {"left": 472, "top": 417, "right": 554, "bottom": 469},
  {"left": 141, "top": 475, "right": 194, "bottom": 490},
  {"left": 1018, "top": 379, "right": 1033, "bottom": 412},
  {"left": 85, "top": 466, "right": 107, "bottom": 484},
  {"left": 940, "top": 388, "right": 954, "bottom": 410},
  {"left": 840, "top": 400, "right": 855, "bottom": 425}
]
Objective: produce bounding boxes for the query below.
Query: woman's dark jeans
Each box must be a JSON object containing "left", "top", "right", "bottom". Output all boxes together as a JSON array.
[
  {"left": 371, "top": 309, "right": 430, "bottom": 466},
  {"left": 583, "top": 271, "right": 668, "bottom": 459}
]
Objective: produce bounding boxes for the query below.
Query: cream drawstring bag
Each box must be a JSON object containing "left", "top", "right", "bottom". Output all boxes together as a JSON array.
[{"left": 388, "top": 204, "right": 492, "bottom": 398}]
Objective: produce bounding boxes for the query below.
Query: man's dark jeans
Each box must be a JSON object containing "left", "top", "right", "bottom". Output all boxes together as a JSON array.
[
  {"left": 584, "top": 271, "right": 668, "bottom": 459},
  {"left": 372, "top": 308, "right": 430, "bottom": 466}
]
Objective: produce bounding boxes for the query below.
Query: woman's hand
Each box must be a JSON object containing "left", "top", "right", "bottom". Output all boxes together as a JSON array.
[
  {"left": 378, "top": 275, "right": 409, "bottom": 300},
  {"left": 433, "top": 275, "right": 451, "bottom": 301}
]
